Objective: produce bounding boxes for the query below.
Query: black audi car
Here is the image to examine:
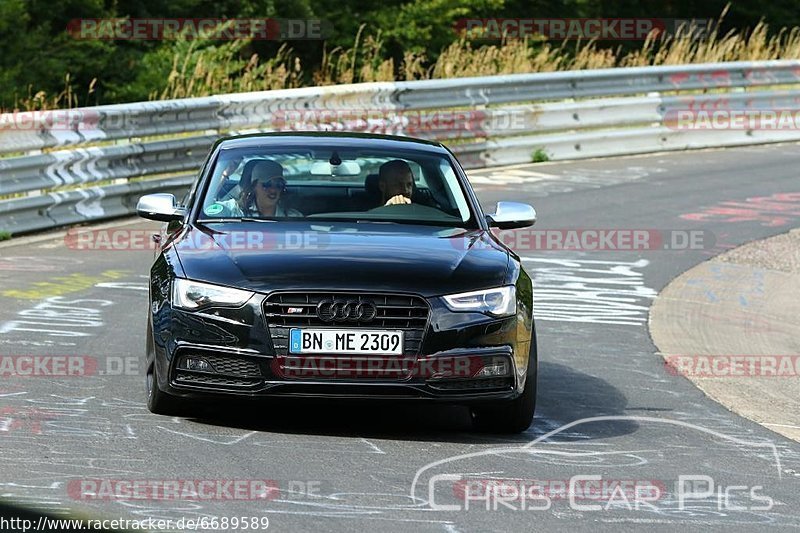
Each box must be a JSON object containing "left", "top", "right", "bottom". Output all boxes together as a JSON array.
[{"left": 137, "top": 132, "right": 538, "bottom": 432}]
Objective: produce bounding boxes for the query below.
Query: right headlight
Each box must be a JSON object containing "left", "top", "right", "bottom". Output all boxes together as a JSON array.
[
  {"left": 172, "top": 278, "right": 254, "bottom": 310},
  {"left": 442, "top": 286, "right": 516, "bottom": 317}
]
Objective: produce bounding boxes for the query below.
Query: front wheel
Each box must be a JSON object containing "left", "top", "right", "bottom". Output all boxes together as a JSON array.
[
  {"left": 146, "top": 323, "right": 186, "bottom": 416},
  {"left": 146, "top": 362, "right": 186, "bottom": 415},
  {"left": 471, "top": 337, "right": 537, "bottom": 433}
]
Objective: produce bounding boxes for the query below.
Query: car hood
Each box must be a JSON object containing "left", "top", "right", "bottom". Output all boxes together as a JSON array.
[{"left": 170, "top": 222, "right": 510, "bottom": 297}]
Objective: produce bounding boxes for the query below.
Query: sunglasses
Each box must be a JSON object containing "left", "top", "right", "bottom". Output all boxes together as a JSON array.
[{"left": 256, "top": 178, "right": 286, "bottom": 190}]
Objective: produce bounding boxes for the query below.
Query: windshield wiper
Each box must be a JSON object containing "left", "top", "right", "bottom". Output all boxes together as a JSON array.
[
  {"left": 198, "top": 217, "right": 277, "bottom": 223},
  {"left": 238, "top": 217, "right": 278, "bottom": 223}
]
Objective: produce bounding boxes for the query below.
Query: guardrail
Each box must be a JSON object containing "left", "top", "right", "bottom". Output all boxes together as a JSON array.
[{"left": 3, "top": 60, "right": 800, "bottom": 235}]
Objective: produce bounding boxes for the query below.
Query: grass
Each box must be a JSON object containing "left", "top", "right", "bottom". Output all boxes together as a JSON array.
[
  {"left": 7, "top": 8, "right": 800, "bottom": 111},
  {"left": 0, "top": 231, "right": 12, "bottom": 241},
  {"left": 150, "top": 10, "right": 800, "bottom": 100},
  {"left": 153, "top": 40, "right": 303, "bottom": 100},
  {"left": 14, "top": 74, "right": 97, "bottom": 112},
  {"left": 531, "top": 149, "right": 550, "bottom": 163}
]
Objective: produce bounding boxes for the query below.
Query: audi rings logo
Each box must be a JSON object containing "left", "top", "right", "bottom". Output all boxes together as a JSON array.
[{"left": 316, "top": 300, "right": 377, "bottom": 323}]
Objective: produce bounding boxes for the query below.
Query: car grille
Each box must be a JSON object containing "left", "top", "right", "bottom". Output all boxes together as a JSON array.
[
  {"left": 270, "top": 355, "right": 414, "bottom": 381},
  {"left": 428, "top": 377, "right": 514, "bottom": 391},
  {"left": 197, "top": 354, "right": 261, "bottom": 376},
  {"left": 174, "top": 373, "right": 261, "bottom": 388},
  {"left": 264, "top": 292, "right": 430, "bottom": 358}
]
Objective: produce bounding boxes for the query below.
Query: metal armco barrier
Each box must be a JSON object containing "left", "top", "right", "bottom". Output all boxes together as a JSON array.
[{"left": 3, "top": 60, "right": 800, "bottom": 235}]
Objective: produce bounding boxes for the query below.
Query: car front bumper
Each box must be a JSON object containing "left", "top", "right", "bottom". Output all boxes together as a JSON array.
[{"left": 149, "top": 291, "right": 534, "bottom": 403}]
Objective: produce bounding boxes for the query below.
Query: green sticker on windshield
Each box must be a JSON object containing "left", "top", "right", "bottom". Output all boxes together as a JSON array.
[{"left": 206, "top": 203, "right": 224, "bottom": 215}]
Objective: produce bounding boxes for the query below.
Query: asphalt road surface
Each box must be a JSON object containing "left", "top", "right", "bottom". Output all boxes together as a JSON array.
[{"left": 1, "top": 144, "right": 799, "bottom": 531}]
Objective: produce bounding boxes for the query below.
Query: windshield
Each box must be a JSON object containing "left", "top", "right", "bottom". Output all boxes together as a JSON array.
[{"left": 198, "top": 146, "right": 475, "bottom": 227}]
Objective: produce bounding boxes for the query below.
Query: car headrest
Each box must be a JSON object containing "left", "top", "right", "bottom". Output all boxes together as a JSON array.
[
  {"left": 365, "top": 174, "right": 380, "bottom": 195},
  {"left": 239, "top": 159, "right": 262, "bottom": 191}
]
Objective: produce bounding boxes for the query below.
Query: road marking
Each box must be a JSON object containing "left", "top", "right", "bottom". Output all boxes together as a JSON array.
[
  {"left": 523, "top": 257, "right": 655, "bottom": 326},
  {"left": 468, "top": 169, "right": 559, "bottom": 185},
  {"left": 157, "top": 426, "right": 258, "bottom": 445},
  {"left": 0, "top": 296, "right": 114, "bottom": 339},
  {"left": 95, "top": 282, "right": 148, "bottom": 291},
  {"left": 359, "top": 438, "right": 386, "bottom": 454},
  {"left": 1, "top": 270, "right": 128, "bottom": 300},
  {"left": 681, "top": 192, "right": 800, "bottom": 227}
]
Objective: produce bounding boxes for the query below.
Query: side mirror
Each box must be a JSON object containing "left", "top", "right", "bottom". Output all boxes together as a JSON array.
[
  {"left": 136, "top": 194, "right": 186, "bottom": 222},
  {"left": 486, "top": 201, "right": 537, "bottom": 229}
]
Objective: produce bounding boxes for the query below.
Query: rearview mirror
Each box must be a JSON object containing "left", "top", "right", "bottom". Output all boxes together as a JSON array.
[
  {"left": 486, "top": 202, "right": 536, "bottom": 229},
  {"left": 136, "top": 193, "right": 186, "bottom": 222},
  {"left": 310, "top": 161, "right": 362, "bottom": 176}
]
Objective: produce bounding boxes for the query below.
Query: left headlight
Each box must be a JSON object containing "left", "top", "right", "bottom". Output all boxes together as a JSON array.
[
  {"left": 172, "top": 278, "right": 254, "bottom": 310},
  {"left": 442, "top": 286, "right": 516, "bottom": 317}
]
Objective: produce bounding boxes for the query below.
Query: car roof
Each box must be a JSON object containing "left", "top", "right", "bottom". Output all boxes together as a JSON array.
[{"left": 215, "top": 132, "right": 451, "bottom": 155}]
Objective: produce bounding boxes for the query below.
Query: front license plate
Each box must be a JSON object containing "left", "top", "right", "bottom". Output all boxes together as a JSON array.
[{"left": 289, "top": 329, "right": 404, "bottom": 355}]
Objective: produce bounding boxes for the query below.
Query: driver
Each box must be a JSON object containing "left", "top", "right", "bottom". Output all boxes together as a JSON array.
[{"left": 378, "top": 160, "right": 414, "bottom": 206}]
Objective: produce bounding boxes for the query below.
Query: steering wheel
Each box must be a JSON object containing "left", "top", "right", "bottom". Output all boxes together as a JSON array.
[{"left": 368, "top": 203, "right": 449, "bottom": 217}]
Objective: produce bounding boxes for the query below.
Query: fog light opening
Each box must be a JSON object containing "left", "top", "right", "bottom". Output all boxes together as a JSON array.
[
  {"left": 474, "top": 359, "right": 510, "bottom": 378},
  {"left": 180, "top": 356, "right": 213, "bottom": 372}
]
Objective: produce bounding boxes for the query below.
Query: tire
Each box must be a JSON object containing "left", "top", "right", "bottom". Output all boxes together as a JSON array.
[
  {"left": 146, "top": 361, "right": 187, "bottom": 415},
  {"left": 145, "top": 324, "right": 186, "bottom": 416},
  {"left": 471, "top": 335, "right": 537, "bottom": 433}
]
